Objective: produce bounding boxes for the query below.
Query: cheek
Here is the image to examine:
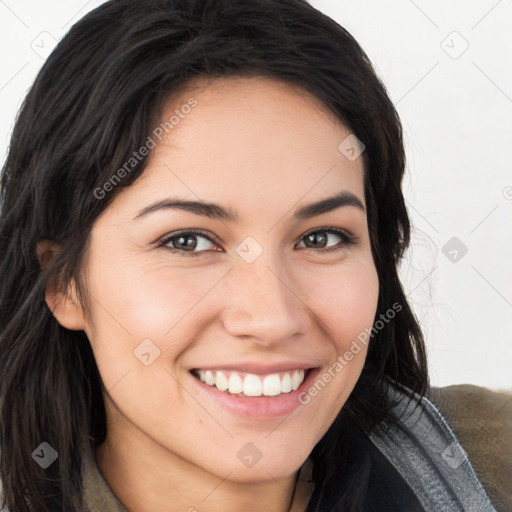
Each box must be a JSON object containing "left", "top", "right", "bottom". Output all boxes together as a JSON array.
[
  {"left": 301, "top": 258, "right": 379, "bottom": 350},
  {"left": 290, "top": 259, "right": 379, "bottom": 440},
  {"left": 82, "top": 254, "right": 230, "bottom": 387},
  {"left": 85, "top": 249, "right": 227, "bottom": 336}
]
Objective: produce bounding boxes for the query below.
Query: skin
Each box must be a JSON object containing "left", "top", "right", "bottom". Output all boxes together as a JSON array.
[{"left": 42, "top": 76, "right": 379, "bottom": 512}]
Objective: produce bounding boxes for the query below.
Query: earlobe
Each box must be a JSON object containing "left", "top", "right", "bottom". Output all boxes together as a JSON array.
[
  {"left": 45, "top": 282, "right": 86, "bottom": 331},
  {"left": 36, "top": 239, "right": 87, "bottom": 331}
]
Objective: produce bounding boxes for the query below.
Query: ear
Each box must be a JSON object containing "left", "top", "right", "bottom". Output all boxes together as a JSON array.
[{"left": 36, "top": 239, "right": 87, "bottom": 331}]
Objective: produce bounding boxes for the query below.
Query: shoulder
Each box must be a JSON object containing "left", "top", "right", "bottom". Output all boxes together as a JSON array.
[{"left": 427, "top": 384, "right": 512, "bottom": 512}]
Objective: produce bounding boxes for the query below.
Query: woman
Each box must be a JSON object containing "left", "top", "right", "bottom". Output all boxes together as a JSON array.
[{"left": 0, "top": 0, "right": 510, "bottom": 511}]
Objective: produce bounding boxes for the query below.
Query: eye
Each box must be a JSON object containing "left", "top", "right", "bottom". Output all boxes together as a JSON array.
[
  {"left": 296, "top": 228, "right": 356, "bottom": 253},
  {"left": 158, "top": 227, "right": 357, "bottom": 257},
  {"left": 158, "top": 230, "right": 219, "bottom": 257}
]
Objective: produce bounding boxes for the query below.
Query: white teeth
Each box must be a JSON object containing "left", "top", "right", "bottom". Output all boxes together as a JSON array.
[
  {"left": 204, "top": 370, "right": 215, "bottom": 386},
  {"left": 291, "top": 370, "right": 302, "bottom": 391},
  {"left": 228, "top": 373, "right": 243, "bottom": 394},
  {"left": 243, "top": 374, "right": 263, "bottom": 396},
  {"left": 195, "top": 368, "right": 306, "bottom": 397},
  {"left": 215, "top": 371, "right": 229, "bottom": 391},
  {"left": 281, "top": 373, "right": 292, "bottom": 393},
  {"left": 262, "top": 374, "right": 281, "bottom": 396}
]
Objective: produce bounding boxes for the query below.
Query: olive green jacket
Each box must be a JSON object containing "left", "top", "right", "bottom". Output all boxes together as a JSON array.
[{"left": 427, "top": 384, "right": 512, "bottom": 511}]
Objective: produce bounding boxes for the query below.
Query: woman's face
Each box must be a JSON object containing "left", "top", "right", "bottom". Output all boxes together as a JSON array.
[{"left": 78, "top": 77, "right": 379, "bottom": 482}]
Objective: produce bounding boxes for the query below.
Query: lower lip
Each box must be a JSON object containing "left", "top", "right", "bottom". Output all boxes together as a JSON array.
[{"left": 189, "top": 369, "right": 320, "bottom": 420}]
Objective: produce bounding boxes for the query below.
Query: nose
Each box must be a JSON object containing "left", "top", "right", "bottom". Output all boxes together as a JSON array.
[{"left": 219, "top": 255, "right": 310, "bottom": 348}]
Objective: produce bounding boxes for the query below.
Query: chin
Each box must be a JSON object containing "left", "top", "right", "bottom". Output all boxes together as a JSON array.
[{"left": 206, "top": 438, "right": 313, "bottom": 483}]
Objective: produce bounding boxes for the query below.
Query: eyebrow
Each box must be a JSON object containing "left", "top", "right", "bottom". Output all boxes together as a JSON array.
[{"left": 133, "top": 190, "right": 366, "bottom": 222}]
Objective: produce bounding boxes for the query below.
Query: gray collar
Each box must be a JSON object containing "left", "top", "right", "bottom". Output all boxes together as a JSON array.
[{"left": 369, "top": 380, "right": 497, "bottom": 511}]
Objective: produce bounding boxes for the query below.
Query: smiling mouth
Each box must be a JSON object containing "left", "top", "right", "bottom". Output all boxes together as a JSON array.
[{"left": 190, "top": 368, "right": 312, "bottom": 397}]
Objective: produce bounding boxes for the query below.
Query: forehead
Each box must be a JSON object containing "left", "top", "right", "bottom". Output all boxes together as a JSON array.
[{"left": 106, "top": 76, "right": 366, "bottom": 221}]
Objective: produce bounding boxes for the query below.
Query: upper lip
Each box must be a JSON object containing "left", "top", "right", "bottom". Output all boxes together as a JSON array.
[{"left": 190, "top": 362, "right": 318, "bottom": 375}]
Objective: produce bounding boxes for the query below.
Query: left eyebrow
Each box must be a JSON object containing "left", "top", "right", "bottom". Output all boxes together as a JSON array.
[
  {"left": 133, "top": 190, "right": 366, "bottom": 222},
  {"left": 293, "top": 191, "right": 366, "bottom": 219}
]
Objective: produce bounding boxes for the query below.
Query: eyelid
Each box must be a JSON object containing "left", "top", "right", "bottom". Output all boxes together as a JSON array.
[
  {"left": 301, "top": 226, "right": 356, "bottom": 241},
  {"left": 157, "top": 229, "right": 220, "bottom": 249},
  {"left": 157, "top": 226, "right": 357, "bottom": 256},
  {"left": 298, "top": 226, "right": 358, "bottom": 251}
]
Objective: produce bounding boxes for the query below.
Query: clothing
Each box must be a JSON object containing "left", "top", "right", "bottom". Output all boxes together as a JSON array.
[
  {"left": 367, "top": 381, "right": 507, "bottom": 511},
  {"left": 1, "top": 381, "right": 509, "bottom": 511},
  {"left": 427, "top": 384, "right": 512, "bottom": 511},
  {"left": 81, "top": 380, "right": 511, "bottom": 512}
]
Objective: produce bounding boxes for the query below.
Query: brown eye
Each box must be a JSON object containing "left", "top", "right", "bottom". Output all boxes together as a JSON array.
[
  {"left": 169, "top": 234, "right": 199, "bottom": 251},
  {"left": 303, "top": 231, "right": 328, "bottom": 249},
  {"left": 159, "top": 231, "right": 218, "bottom": 256},
  {"left": 298, "top": 229, "right": 356, "bottom": 253}
]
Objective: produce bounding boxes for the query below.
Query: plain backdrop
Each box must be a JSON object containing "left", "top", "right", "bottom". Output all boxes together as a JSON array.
[{"left": 0, "top": 0, "right": 511, "bottom": 391}]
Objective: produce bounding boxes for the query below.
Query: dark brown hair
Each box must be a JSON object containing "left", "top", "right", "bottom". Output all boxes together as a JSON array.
[{"left": 0, "top": 0, "right": 428, "bottom": 510}]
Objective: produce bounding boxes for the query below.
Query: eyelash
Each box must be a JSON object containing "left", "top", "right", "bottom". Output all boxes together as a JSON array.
[{"left": 157, "top": 227, "right": 357, "bottom": 257}]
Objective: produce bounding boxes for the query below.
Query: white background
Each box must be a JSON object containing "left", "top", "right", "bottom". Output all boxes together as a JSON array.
[{"left": 0, "top": 1, "right": 511, "bottom": 391}]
